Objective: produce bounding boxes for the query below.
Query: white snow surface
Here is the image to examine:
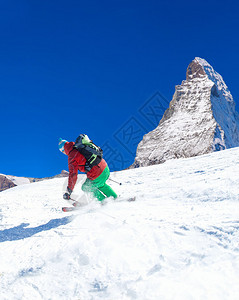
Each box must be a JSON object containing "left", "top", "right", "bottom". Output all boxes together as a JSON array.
[{"left": 1, "top": 148, "right": 239, "bottom": 300}]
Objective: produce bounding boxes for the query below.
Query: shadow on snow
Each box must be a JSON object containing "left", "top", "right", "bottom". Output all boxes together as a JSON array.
[{"left": 0, "top": 217, "right": 72, "bottom": 242}]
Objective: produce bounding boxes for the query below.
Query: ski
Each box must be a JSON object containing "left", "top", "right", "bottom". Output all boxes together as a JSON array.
[
  {"left": 116, "top": 196, "right": 136, "bottom": 202},
  {"left": 62, "top": 206, "right": 80, "bottom": 212},
  {"left": 127, "top": 196, "right": 136, "bottom": 202},
  {"left": 62, "top": 196, "right": 136, "bottom": 212},
  {"left": 62, "top": 199, "right": 83, "bottom": 212}
]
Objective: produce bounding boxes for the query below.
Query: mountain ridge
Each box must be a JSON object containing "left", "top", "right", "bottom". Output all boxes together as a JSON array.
[{"left": 0, "top": 171, "right": 69, "bottom": 192}]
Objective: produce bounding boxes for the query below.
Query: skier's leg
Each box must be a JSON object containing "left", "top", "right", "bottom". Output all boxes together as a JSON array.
[
  {"left": 91, "top": 188, "right": 107, "bottom": 201},
  {"left": 82, "top": 178, "right": 106, "bottom": 201},
  {"left": 98, "top": 183, "right": 117, "bottom": 199},
  {"left": 93, "top": 166, "right": 118, "bottom": 199},
  {"left": 82, "top": 166, "right": 117, "bottom": 201}
]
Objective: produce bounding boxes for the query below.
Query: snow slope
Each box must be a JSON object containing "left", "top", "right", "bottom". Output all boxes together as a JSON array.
[{"left": 1, "top": 148, "right": 239, "bottom": 300}]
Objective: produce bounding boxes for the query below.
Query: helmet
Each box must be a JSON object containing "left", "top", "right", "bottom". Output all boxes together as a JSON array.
[{"left": 58, "top": 138, "right": 67, "bottom": 154}]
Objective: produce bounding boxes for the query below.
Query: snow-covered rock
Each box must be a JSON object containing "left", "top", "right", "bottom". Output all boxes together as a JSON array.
[
  {"left": 0, "top": 174, "right": 30, "bottom": 192},
  {"left": 132, "top": 57, "right": 239, "bottom": 167},
  {"left": 0, "top": 171, "right": 69, "bottom": 192},
  {"left": 0, "top": 175, "right": 17, "bottom": 192},
  {"left": 5, "top": 175, "right": 31, "bottom": 186}
]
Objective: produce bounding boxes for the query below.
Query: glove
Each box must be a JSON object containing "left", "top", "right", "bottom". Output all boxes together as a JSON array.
[{"left": 63, "top": 187, "right": 72, "bottom": 200}]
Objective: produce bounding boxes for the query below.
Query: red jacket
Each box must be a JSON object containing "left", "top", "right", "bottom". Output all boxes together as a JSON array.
[{"left": 64, "top": 142, "right": 107, "bottom": 191}]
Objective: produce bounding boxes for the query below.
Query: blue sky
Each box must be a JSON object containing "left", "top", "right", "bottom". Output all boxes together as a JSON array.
[{"left": 1, "top": 0, "right": 239, "bottom": 177}]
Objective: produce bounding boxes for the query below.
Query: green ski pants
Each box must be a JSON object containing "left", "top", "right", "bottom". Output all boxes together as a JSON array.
[{"left": 81, "top": 166, "right": 117, "bottom": 201}]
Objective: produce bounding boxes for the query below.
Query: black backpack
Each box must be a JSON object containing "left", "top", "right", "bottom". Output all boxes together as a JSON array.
[{"left": 74, "top": 134, "right": 103, "bottom": 172}]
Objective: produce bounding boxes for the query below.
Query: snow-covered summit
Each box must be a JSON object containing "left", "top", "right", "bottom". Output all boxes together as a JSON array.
[
  {"left": 193, "top": 57, "right": 233, "bottom": 101},
  {"left": 132, "top": 57, "right": 239, "bottom": 167}
]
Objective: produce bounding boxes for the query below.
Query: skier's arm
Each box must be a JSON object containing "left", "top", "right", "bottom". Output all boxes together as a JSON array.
[{"left": 68, "top": 158, "right": 78, "bottom": 192}]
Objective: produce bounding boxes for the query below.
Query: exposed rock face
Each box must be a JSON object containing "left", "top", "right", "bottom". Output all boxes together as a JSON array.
[
  {"left": 0, "top": 175, "right": 16, "bottom": 192},
  {"left": 186, "top": 59, "right": 206, "bottom": 80},
  {"left": 132, "top": 57, "right": 239, "bottom": 167}
]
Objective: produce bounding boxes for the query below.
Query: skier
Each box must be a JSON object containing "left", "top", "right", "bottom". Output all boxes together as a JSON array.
[{"left": 58, "top": 135, "right": 117, "bottom": 202}]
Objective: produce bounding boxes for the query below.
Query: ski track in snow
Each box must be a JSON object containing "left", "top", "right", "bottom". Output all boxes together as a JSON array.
[{"left": 1, "top": 148, "right": 239, "bottom": 299}]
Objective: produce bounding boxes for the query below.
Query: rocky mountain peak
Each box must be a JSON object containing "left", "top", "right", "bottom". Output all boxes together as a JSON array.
[
  {"left": 132, "top": 57, "right": 239, "bottom": 168},
  {"left": 186, "top": 58, "right": 206, "bottom": 80}
]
